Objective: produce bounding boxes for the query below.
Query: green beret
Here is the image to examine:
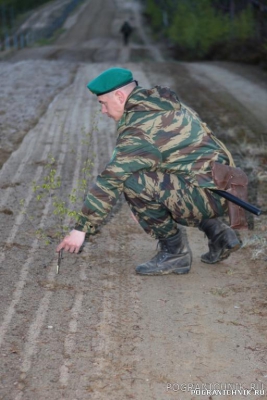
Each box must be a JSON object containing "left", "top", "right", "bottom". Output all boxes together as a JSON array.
[{"left": 87, "top": 67, "right": 134, "bottom": 96}]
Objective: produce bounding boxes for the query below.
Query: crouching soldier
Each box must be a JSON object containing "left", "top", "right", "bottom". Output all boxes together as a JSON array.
[{"left": 57, "top": 67, "right": 248, "bottom": 275}]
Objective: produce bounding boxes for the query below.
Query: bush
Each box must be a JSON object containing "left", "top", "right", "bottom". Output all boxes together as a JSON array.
[
  {"left": 145, "top": 0, "right": 258, "bottom": 62},
  {"left": 232, "top": 6, "right": 255, "bottom": 41},
  {"left": 144, "top": 0, "right": 163, "bottom": 31},
  {"left": 169, "top": 0, "right": 228, "bottom": 58}
]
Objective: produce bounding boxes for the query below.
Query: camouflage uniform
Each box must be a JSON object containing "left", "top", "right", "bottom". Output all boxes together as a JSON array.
[{"left": 75, "top": 86, "right": 233, "bottom": 239}]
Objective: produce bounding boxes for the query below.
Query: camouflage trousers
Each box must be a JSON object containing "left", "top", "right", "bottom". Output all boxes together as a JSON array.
[{"left": 124, "top": 171, "right": 227, "bottom": 239}]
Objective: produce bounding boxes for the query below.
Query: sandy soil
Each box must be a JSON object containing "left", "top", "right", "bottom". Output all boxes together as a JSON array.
[{"left": 0, "top": 1, "right": 267, "bottom": 399}]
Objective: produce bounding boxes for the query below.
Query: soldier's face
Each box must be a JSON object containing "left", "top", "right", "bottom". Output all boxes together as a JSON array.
[{"left": 98, "top": 91, "right": 125, "bottom": 121}]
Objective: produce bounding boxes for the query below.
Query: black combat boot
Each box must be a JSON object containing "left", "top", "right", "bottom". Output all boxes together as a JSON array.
[
  {"left": 135, "top": 228, "right": 192, "bottom": 275},
  {"left": 199, "top": 219, "right": 241, "bottom": 264}
]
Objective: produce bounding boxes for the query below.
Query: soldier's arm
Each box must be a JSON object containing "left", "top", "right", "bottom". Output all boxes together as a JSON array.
[{"left": 75, "top": 128, "right": 161, "bottom": 233}]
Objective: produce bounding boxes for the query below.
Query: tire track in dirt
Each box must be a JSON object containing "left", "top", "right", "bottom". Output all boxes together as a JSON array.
[
  {"left": 57, "top": 83, "right": 115, "bottom": 394},
  {"left": 58, "top": 291, "right": 84, "bottom": 386},
  {"left": 0, "top": 69, "right": 86, "bottom": 349},
  {"left": 12, "top": 75, "right": 89, "bottom": 400},
  {"left": 0, "top": 66, "right": 92, "bottom": 398},
  {"left": 0, "top": 94, "right": 75, "bottom": 350}
]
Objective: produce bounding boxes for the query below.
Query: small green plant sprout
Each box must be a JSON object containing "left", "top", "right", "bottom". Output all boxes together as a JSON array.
[
  {"left": 79, "top": 159, "right": 95, "bottom": 201},
  {"left": 32, "top": 155, "right": 61, "bottom": 201},
  {"left": 31, "top": 154, "right": 81, "bottom": 241},
  {"left": 29, "top": 116, "right": 98, "bottom": 272}
]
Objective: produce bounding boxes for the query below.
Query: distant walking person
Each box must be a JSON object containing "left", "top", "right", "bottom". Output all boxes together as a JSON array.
[{"left": 120, "top": 21, "right": 133, "bottom": 46}]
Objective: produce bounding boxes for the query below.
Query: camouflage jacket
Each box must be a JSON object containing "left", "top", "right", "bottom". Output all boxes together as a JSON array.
[{"left": 75, "top": 86, "right": 232, "bottom": 233}]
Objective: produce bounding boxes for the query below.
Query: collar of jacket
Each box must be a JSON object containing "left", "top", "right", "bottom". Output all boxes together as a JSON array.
[
  {"left": 118, "top": 113, "right": 126, "bottom": 129},
  {"left": 117, "top": 86, "right": 140, "bottom": 129}
]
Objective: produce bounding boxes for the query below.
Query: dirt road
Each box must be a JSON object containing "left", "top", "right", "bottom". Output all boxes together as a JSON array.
[{"left": 1, "top": 1, "right": 267, "bottom": 399}]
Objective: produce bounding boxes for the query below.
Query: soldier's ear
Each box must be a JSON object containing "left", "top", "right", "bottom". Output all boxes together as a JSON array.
[{"left": 114, "top": 89, "right": 126, "bottom": 105}]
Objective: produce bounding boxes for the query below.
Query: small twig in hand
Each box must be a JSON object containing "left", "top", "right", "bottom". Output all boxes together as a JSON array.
[{"left": 56, "top": 249, "right": 63, "bottom": 274}]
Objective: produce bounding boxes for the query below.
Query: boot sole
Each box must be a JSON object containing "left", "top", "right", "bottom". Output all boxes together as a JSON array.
[
  {"left": 173, "top": 266, "right": 191, "bottom": 275},
  {"left": 201, "top": 241, "right": 241, "bottom": 264},
  {"left": 136, "top": 266, "right": 191, "bottom": 276},
  {"left": 220, "top": 242, "right": 241, "bottom": 260}
]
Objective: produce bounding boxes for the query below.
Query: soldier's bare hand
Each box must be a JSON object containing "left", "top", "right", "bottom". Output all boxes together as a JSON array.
[{"left": 56, "top": 230, "right": 86, "bottom": 254}]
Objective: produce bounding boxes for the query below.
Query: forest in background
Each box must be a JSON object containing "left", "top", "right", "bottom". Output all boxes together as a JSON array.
[
  {"left": 143, "top": 0, "right": 267, "bottom": 66},
  {"left": 0, "top": 0, "right": 63, "bottom": 38},
  {"left": 0, "top": 0, "right": 267, "bottom": 67}
]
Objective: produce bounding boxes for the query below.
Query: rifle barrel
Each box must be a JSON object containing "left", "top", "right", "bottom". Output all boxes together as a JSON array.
[{"left": 210, "top": 189, "right": 261, "bottom": 216}]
